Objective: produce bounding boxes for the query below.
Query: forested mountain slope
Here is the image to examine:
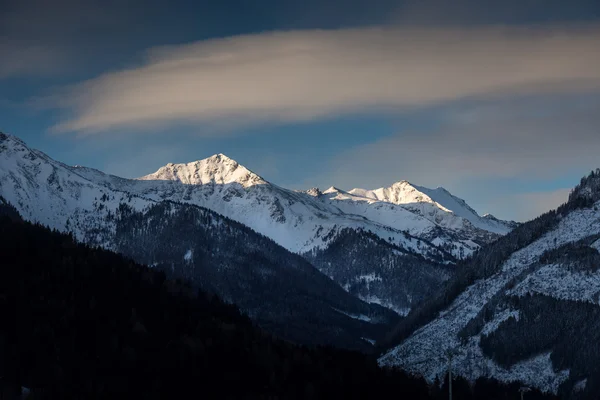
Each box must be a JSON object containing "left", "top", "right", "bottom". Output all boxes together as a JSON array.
[
  {"left": 379, "top": 170, "right": 600, "bottom": 399},
  {"left": 109, "top": 201, "right": 398, "bottom": 350},
  {"left": 305, "top": 228, "right": 453, "bottom": 314}
]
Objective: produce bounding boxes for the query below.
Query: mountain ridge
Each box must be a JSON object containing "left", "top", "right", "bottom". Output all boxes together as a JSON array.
[
  {"left": 0, "top": 132, "right": 516, "bottom": 313},
  {"left": 0, "top": 131, "right": 400, "bottom": 350},
  {"left": 130, "top": 147, "right": 514, "bottom": 248}
]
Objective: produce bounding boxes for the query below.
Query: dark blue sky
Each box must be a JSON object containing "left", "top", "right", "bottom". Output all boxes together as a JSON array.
[{"left": 2, "top": 0, "right": 600, "bottom": 221}]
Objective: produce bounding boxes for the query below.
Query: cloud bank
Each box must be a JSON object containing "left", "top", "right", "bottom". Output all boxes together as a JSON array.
[{"left": 48, "top": 24, "right": 600, "bottom": 133}]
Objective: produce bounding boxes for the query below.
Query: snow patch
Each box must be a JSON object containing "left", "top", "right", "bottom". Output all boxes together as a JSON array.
[
  {"left": 481, "top": 309, "right": 520, "bottom": 336},
  {"left": 509, "top": 264, "right": 600, "bottom": 304},
  {"left": 573, "top": 378, "right": 587, "bottom": 392},
  {"left": 591, "top": 238, "right": 600, "bottom": 252},
  {"left": 356, "top": 273, "right": 382, "bottom": 284},
  {"left": 359, "top": 294, "right": 410, "bottom": 316},
  {"left": 331, "top": 307, "right": 372, "bottom": 322},
  {"left": 361, "top": 337, "right": 376, "bottom": 345}
]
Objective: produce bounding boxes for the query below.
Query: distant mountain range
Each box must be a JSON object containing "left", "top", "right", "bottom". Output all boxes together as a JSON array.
[
  {"left": 75, "top": 150, "right": 515, "bottom": 258},
  {"left": 0, "top": 131, "right": 515, "bottom": 350},
  {"left": 0, "top": 132, "right": 514, "bottom": 315}
]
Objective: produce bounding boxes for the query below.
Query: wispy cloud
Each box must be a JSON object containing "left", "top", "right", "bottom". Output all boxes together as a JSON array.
[{"left": 46, "top": 24, "right": 600, "bottom": 134}]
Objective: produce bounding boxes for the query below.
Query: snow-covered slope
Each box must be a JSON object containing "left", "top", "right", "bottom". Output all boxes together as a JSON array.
[
  {"left": 349, "top": 180, "right": 515, "bottom": 234},
  {"left": 0, "top": 133, "right": 153, "bottom": 245},
  {"left": 130, "top": 159, "right": 513, "bottom": 259},
  {"left": 72, "top": 156, "right": 467, "bottom": 259},
  {"left": 0, "top": 132, "right": 513, "bottom": 316},
  {"left": 84, "top": 151, "right": 516, "bottom": 313},
  {"left": 140, "top": 154, "right": 266, "bottom": 187},
  {"left": 379, "top": 171, "right": 600, "bottom": 398},
  {"left": 0, "top": 132, "right": 399, "bottom": 350},
  {"left": 0, "top": 133, "right": 515, "bottom": 260}
]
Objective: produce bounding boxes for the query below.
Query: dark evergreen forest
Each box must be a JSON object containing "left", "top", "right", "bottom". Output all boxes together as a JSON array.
[
  {"left": 306, "top": 228, "right": 453, "bottom": 312},
  {"left": 109, "top": 201, "right": 398, "bottom": 351}
]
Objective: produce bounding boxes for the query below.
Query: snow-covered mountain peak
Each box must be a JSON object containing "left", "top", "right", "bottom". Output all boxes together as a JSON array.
[
  {"left": 323, "top": 186, "right": 342, "bottom": 194},
  {"left": 205, "top": 153, "right": 235, "bottom": 163},
  {"left": 483, "top": 213, "right": 503, "bottom": 222},
  {"left": 391, "top": 181, "right": 444, "bottom": 206},
  {"left": 389, "top": 180, "right": 413, "bottom": 189},
  {"left": 0, "top": 133, "right": 37, "bottom": 157},
  {"left": 349, "top": 181, "right": 449, "bottom": 211},
  {"left": 1, "top": 132, "right": 519, "bottom": 317},
  {"left": 137, "top": 154, "right": 266, "bottom": 188},
  {"left": 1, "top": 132, "right": 67, "bottom": 171},
  {"left": 304, "top": 187, "right": 322, "bottom": 197},
  {"left": 0, "top": 132, "right": 24, "bottom": 145},
  {"left": 2, "top": 132, "right": 514, "bottom": 263},
  {"left": 346, "top": 181, "right": 514, "bottom": 235}
]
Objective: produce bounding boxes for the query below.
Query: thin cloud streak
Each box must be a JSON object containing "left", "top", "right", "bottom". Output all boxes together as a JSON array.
[{"left": 47, "top": 24, "right": 600, "bottom": 134}]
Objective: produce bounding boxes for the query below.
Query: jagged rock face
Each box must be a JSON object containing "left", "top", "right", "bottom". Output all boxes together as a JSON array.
[{"left": 379, "top": 171, "right": 600, "bottom": 398}]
